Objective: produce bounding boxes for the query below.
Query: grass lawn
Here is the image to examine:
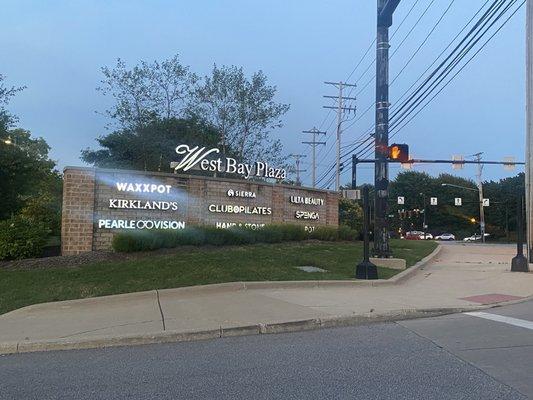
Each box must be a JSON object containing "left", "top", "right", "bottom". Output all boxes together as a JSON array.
[{"left": 0, "top": 239, "right": 437, "bottom": 315}]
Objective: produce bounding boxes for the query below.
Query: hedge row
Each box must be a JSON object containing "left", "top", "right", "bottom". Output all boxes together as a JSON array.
[{"left": 112, "top": 224, "right": 358, "bottom": 253}]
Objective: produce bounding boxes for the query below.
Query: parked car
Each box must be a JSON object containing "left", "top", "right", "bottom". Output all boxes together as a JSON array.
[
  {"left": 404, "top": 231, "right": 433, "bottom": 240},
  {"left": 463, "top": 233, "right": 490, "bottom": 242},
  {"left": 405, "top": 231, "right": 422, "bottom": 240},
  {"left": 435, "top": 233, "right": 456, "bottom": 241}
]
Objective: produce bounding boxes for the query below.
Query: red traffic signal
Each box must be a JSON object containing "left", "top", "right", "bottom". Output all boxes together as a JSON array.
[{"left": 388, "top": 143, "right": 409, "bottom": 163}]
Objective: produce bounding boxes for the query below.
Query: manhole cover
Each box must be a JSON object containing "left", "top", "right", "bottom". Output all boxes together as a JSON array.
[{"left": 296, "top": 266, "right": 328, "bottom": 273}]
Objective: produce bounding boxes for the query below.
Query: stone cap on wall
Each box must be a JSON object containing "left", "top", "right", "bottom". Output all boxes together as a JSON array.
[{"left": 63, "top": 166, "right": 339, "bottom": 195}]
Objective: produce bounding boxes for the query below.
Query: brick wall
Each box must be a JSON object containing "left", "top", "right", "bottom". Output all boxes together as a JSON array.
[
  {"left": 62, "top": 167, "right": 340, "bottom": 254},
  {"left": 61, "top": 167, "right": 96, "bottom": 255}
]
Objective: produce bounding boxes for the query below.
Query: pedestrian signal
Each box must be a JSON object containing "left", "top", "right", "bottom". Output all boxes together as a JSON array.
[{"left": 388, "top": 144, "right": 409, "bottom": 163}]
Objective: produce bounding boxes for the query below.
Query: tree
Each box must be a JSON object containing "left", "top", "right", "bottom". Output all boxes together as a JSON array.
[
  {"left": 339, "top": 198, "right": 363, "bottom": 234},
  {"left": 0, "top": 127, "right": 61, "bottom": 221},
  {"left": 193, "top": 65, "right": 289, "bottom": 165},
  {"left": 98, "top": 55, "right": 197, "bottom": 129},
  {"left": 0, "top": 74, "right": 25, "bottom": 128},
  {"left": 386, "top": 170, "right": 524, "bottom": 240},
  {"left": 81, "top": 117, "right": 221, "bottom": 171}
]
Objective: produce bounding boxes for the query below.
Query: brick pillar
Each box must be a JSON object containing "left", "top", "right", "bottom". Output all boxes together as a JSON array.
[
  {"left": 326, "top": 192, "right": 339, "bottom": 226},
  {"left": 187, "top": 177, "right": 205, "bottom": 225},
  {"left": 61, "top": 167, "right": 96, "bottom": 255},
  {"left": 271, "top": 186, "right": 284, "bottom": 223}
]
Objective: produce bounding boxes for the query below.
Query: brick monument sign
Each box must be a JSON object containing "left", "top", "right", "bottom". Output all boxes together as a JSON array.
[{"left": 61, "top": 167, "right": 339, "bottom": 255}]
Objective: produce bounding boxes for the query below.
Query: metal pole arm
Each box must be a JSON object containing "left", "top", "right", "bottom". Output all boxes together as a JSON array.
[{"left": 378, "top": 0, "right": 401, "bottom": 27}]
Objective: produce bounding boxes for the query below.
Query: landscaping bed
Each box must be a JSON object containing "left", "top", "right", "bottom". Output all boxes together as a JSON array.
[{"left": 0, "top": 240, "right": 437, "bottom": 315}]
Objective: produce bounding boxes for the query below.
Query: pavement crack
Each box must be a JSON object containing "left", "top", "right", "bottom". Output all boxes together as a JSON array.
[
  {"left": 156, "top": 289, "right": 166, "bottom": 331},
  {"left": 459, "top": 343, "right": 533, "bottom": 352}
]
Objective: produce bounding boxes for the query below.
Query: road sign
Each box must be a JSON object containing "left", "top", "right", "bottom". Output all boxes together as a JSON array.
[
  {"left": 483, "top": 198, "right": 490, "bottom": 207},
  {"left": 397, "top": 196, "right": 405, "bottom": 205},
  {"left": 342, "top": 189, "right": 361, "bottom": 200},
  {"left": 503, "top": 156, "right": 516, "bottom": 171},
  {"left": 430, "top": 197, "right": 438, "bottom": 206},
  {"left": 452, "top": 155, "right": 465, "bottom": 170},
  {"left": 455, "top": 197, "right": 462, "bottom": 206}
]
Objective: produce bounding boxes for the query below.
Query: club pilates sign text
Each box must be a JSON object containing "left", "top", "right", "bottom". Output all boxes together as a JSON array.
[{"left": 173, "top": 145, "right": 287, "bottom": 180}]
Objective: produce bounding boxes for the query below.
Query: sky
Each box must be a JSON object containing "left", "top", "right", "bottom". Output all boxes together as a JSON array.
[{"left": 0, "top": 0, "right": 527, "bottom": 188}]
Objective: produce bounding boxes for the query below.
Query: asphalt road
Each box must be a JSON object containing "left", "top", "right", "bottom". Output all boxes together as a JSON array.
[{"left": 1, "top": 300, "right": 532, "bottom": 400}]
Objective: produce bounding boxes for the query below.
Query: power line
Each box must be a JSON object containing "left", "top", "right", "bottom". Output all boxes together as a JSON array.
[
  {"left": 323, "top": 0, "right": 524, "bottom": 186},
  {"left": 353, "top": 0, "right": 517, "bottom": 162}
]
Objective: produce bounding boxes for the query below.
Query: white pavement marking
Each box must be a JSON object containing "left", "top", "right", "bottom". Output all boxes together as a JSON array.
[{"left": 464, "top": 312, "right": 533, "bottom": 331}]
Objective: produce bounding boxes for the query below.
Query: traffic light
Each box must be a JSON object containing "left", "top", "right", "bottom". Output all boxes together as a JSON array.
[{"left": 388, "top": 143, "right": 409, "bottom": 163}]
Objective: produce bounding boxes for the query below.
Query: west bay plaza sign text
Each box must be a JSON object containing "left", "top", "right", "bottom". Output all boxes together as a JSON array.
[
  {"left": 173, "top": 144, "right": 287, "bottom": 180},
  {"left": 60, "top": 157, "right": 339, "bottom": 254}
]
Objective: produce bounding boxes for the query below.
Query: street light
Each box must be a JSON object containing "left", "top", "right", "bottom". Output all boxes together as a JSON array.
[
  {"left": 419, "top": 192, "right": 428, "bottom": 236},
  {"left": 441, "top": 183, "right": 486, "bottom": 243},
  {"left": 441, "top": 183, "right": 477, "bottom": 192},
  {"left": 3, "top": 137, "right": 13, "bottom": 145}
]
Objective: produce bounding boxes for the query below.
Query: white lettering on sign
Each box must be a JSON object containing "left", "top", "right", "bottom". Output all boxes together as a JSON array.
[
  {"left": 226, "top": 189, "right": 256, "bottom": 198},
  {"left": 215, "top": 222, "right": 265, "bottom": 230},
  {"left": 295, "top": 211, "right": 320, "bottom": 220},
  {"left": 208, "top": 204, "right": 272, "bottom": 215},
  {"left": 109, "top": 199, "right": 178, "bottom": 211},
  {"left": 289, "top": 196, "right": 325, "bottom": 206},
  {"left": 97, "top": 219, "right": 186, "bottom": 230},
  {"left": 305, "top": 226, "right": 316, "bottom": 232},
  {"left": 116, "top": 182, "right": 172, "bottom": 194},
  {"left": 174, "top": 145, "right": 220, "bottom": 172},
  {"left": 174, "top": 144, "right": 287, "bottom": 180}
]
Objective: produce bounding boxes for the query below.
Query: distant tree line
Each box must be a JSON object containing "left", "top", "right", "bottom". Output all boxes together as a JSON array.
[{"left": 384, "top": 171, "right": 524, "bottom": 240}]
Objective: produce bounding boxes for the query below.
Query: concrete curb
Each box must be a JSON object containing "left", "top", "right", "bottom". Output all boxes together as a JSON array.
[
  {"left": 0, "top": 302, "right": 501, "bottom": 356},
  {"left": 3, "top": 292, "right": 533, "bottom": 356}
]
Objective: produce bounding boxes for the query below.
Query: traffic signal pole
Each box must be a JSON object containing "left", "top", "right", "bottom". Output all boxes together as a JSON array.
[
  {"left": 526, "top": 0, "right": 533, "bottom": 262},
  {"left": 374, "top": 0, "right": 400, "bottom": 258}
]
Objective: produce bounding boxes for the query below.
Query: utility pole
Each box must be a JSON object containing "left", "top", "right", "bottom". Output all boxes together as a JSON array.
[
  {"left": 323, "top": 82, "right": 357, "bottom": 191},
  {"left": 473, "top": 152, "right": 486, "bottom": 243},
  {"left": 290, "top": 154, "right": 307, "bottom": 186},
  {"left": 526, "top": 0, "right": 533, "bottom": 261},
  {"left": 302, "top": 127, "right": 326, "bottom": 188},
  {"left": 374, "top": 0, "right": 400, "bottom": 258}
]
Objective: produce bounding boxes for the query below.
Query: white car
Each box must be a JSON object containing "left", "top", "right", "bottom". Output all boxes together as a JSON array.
[
  {"left": 435, "top": 233, "right": 455, "bottom": 241},
  {"left": 420, "top": 233, "right": 433, "bottom": 240},
  {"left": 463, "top": 233, "right": 490, "bottom": 242}
]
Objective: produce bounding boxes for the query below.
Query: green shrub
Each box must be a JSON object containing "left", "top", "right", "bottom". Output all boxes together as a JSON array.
[
  {"left": 0, "top": 216, "right": 50, "bottom": 260},
  {"left": 338, "top": 225, "right": 359, "bottom": 241},
  {"left": 112, "top": 224, "right": 359, "bottom": 253},
  {"left": 310, "top": 226, "right": 339, "bottom": 241}
]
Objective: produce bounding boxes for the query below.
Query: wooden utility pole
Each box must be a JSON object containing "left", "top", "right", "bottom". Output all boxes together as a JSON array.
[
  {"left": 302, "top": 127, "right": 326, "bottom": 188},
  {"left": 290, "top": 154, "right": 307, "bottom": 186},
  {"left": 323, "top": 82, "right": 357, "bottom": 191}
]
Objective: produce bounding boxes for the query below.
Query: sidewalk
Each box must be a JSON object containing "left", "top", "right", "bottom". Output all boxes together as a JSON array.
[{"left": 1, "top": 242, "right": 532, "bottom": 354}]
